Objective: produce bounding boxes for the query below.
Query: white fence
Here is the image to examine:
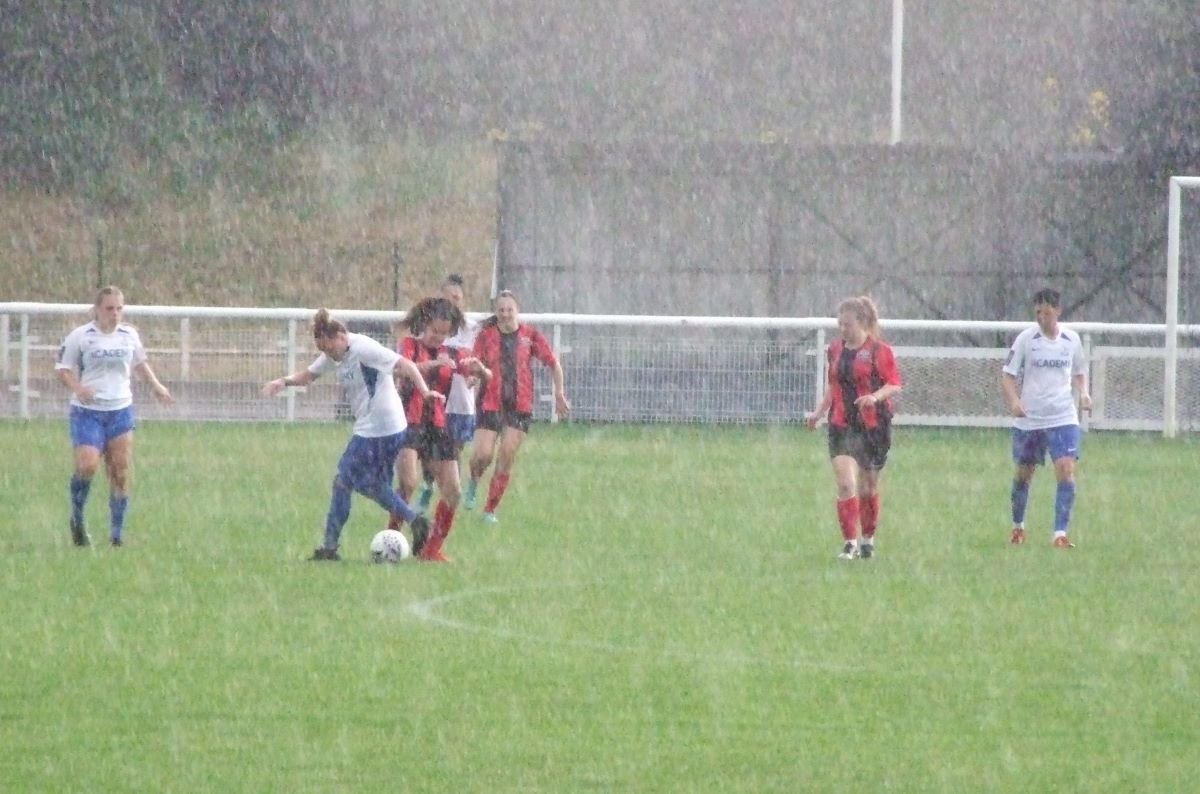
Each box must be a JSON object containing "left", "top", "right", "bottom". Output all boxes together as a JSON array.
[{"left": 4, "top": 302, "right": 1200, "bottom": 435}]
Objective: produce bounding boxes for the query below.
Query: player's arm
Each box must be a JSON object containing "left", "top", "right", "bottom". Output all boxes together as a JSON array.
[
  {"left": 54, "top": 335, "right": 94, "bottom": 403},
  {"left": 807, "top": 390, "right": 832, "bottom": 430},
  {"left": 1001, "top": 335, "right": 1027, "bottom": 417},
  {"left": 1000, "top": 373, "right": 1025, "bottom": 417},
  {"left": 262, "top": 368, "right": 317, "bottom": 397},
  {"left": 134, "top": 361, "right": 174, "bottom": 405},
  {"left": 854, "top": 345, "right": 902, "bottom": 408},
  {"left": 393, "top": 356, "right": 443, "bottom": 402},
  {"left": 1073, "top": 372, "right": 1092, "bottom": 412},
  {"left": 549, "top": 357, "right": 570, "bottom": 417}
]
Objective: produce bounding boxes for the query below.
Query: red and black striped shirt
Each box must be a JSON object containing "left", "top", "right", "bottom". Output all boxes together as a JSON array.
[
  {"left": 473, "top": 322, "right": 558, "bottom": 414},
  {"left": 397, "top": 337, "right": 471, "bottom": 429},
  {"left": 824, "top": 337, "right": 901, "bottom": 430}
]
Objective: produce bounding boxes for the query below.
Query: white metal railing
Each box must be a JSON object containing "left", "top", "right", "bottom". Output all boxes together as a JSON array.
[{"left": 4, "top": 302, "right": 1200, "bottom": 434}]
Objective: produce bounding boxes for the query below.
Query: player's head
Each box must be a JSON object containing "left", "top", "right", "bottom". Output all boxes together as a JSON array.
[
  {"left": 92, "top": 285, "right": 125, "bottom": 331},
  {"left": 312, "top": 308, "right": 350, "bottom": 360},
  {"left": 836, "top": 295, "right": 881, "bottom": 341},
  {"left": 399, "top": 297, "right": 464, "bottom": 348},
  {"left": 494, "top": 290, "right": 520, "bottom": 331},
  {"left": 441, "top": 274, "right": 466, "bottom": 309},
  {"left": 1032, "top": 288, "right": 1062, "bottom": 334}
]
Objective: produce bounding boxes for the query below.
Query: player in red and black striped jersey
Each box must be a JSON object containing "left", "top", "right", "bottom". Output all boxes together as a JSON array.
[
  {"left": 807, "top": 296, "right": 903, "bottom": 561},
  {"left": 388, "top": 297, "right": 489, "bottom": 562},
  {"left": 464, "top": 290, "right": 570, "bottom": 523}
]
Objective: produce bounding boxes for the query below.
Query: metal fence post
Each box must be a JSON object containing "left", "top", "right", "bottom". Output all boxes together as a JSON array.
[{"left": 18, "top": 314, "right": 30, "bottom": 419}]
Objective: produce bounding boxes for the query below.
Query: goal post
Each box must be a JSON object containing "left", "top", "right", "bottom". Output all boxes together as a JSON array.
[{"left": 1165, "top": 175, "right": 1200, "bottom": 438}]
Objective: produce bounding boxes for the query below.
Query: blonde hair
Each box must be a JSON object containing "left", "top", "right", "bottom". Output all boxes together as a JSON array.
[
  {"left": 312, "top": 308, "right": 347, "bottom": 340},
  {"left": 837, "top": 295, "right": 882, "bottom": 339}
]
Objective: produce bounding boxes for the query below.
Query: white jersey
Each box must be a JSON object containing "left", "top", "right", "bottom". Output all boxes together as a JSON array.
[
  {"left": 55, "top": 322, "right": 147, "bottom": 411},
  {"left": 1002, "top": 325, "right": 1087, "bottom": 431},
  {"left": 308, "top": 333, "right": 407, "bottom": 438},
  {"left": 444, "top": 317, "right": 480, "bottom": 416}
]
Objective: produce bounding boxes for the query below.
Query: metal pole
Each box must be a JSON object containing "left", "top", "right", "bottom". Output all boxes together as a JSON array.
[
  {"left": 96, "top": 237, "right": 104, "bottom": 288},
  {"left": 0, "top": 314, "right": 9, "bottom": 380},
  {"left": 1165, "top": 178, "right": 1181, "bottom": 438},
  {"left": 286, "top": 319, "right": 298, "bottom": 421},
  {"left": 179, "top": 318, "right": 191, "bottom": 379},
  {"left": 18, "top": 313, "right": 30, "bottom": 419},
  {"left": 890, "top": 0, "right": 904, "bottom": 145}
]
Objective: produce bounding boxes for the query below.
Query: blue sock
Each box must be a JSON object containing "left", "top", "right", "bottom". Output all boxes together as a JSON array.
[
  {"left": 70, "top": 474, "right": 91, "bottom": 525},
  {"left": 1010, "top": 479, "right": 1030, "bottom": 526},
  {"left": 368, "top": 481, "right": 415, "bottom": 523},
  {"left": 323, "top": 479, "right": 353, "bottom": 550},
  {"left": 109, "top": 493, "right": 129, "bottom": 540},
  {"left": 1054, "top": 481, "right": 1076, "bottom": 534}
]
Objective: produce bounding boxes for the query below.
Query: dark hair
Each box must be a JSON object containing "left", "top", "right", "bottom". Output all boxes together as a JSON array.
[
  {"left": 443, "top": 273, "right": 464, "bottom": 288},
  {"left": 312, "top": 308, "right": 347, "bottom": 340},
  {"left": 397, "top": 297, "right": 464, "bottom": 336},
  {"left": 1032, "top": 288, "right": 1061, "bottom": 308}
]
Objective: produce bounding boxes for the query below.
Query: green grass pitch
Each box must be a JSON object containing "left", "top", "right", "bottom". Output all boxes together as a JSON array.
[{"left": 1, "top": 420, "right": 1197, "bottom": 792}]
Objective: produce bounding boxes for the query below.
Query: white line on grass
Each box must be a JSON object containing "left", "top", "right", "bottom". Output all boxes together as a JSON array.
[{"left": 404, "top": 583, "right": 975, "bottom": 679}]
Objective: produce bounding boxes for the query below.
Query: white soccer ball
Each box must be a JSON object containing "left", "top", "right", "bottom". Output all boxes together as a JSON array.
[{"left": 369, "top": 529, "right": 411, "bottom": 564}]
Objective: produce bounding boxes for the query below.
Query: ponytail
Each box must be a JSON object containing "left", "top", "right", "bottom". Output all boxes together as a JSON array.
[{"left": 312, "top": 308, "right": 347, "bottom": 340}]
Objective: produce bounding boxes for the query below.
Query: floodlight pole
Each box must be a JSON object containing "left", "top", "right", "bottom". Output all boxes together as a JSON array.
[{"left": 890, "top": 0, "right": 904, "bottom": 145}]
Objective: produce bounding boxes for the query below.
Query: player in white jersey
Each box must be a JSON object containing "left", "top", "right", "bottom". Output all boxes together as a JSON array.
[
  {"left": 414, "top": 273, "right": 481, "bottom": 513},
  {"left": 1001, "top": 288, "right": 1092, "bottom": 548},
  {"left": 262, "top": 308, "right": 442, "bottom": 561},
  {"left": 55, "top": 286, "right": 174, "bottom": 547}
]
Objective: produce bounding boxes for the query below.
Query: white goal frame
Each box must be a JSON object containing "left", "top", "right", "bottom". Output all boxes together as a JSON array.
[{"left": 1165, "top": 175, "right": 1200, "bottom": 437}]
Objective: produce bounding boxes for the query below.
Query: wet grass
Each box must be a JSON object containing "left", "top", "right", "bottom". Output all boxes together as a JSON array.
[{"left": 0, "top": 421, "right": 1197, "bottom": 792}]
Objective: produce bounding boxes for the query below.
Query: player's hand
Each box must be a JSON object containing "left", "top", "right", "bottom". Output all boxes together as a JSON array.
[
  {"left": 805, "top": 413, "right": 821, "bottom": 431},
  {"left": 261, "top": 379, "right": 285, "bottom": 397},
  {"left": 154, "top": 385, "right": 175, "bottom": 406},
  {"left": 423, "top": 390, "right": 445, "bottom": 403},
  {"left": 854, "top": 394, "right": 879, "bottom": 409},
  {"left": 555, "top": 392, "right": 571, "bottom": 417},
  {"left": 1009, "top": 401, "right": 1027, "bottom": 418},
  {"left": 1079, "top": 394, "right": 1093, "bottom": 413},
  {"left": 74, "top": 385, "right": 96, "bottom": 404}
]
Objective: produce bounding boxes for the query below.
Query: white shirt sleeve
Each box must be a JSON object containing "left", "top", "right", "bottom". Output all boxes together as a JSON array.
[
  {"left": 55, "top": 327, "right": 83, "bottom": 371},
  {"left": 308, "top": 354, "right": 334, "bottom": 378},
  {"left": 127, "top": 326, "right": 148, "bottom": 366},
  {"left": 1002, "top": 330, "right": 1028, "bottom": 378},
  {"left": 357, "top": 335, "right": 401, "bottom": 372},
  {"left": 1071, "top": 334, "right": 1087, "bottom": 376}
]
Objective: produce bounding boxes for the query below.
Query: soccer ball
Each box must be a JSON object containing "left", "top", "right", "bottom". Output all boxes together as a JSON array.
[{"left": 369, "top": 529, "right": 411, "bottom": 564}]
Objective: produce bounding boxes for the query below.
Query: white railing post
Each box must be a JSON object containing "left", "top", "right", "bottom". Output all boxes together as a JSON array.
[
  {"left": 286, "top": 319, "right": 298, "bottom": 422},
  {"left": 1080, "top": 333, "right": 1092, "bottom": 431},
  {"left": 1165, "top": 178, "right": 1181, "bottom": 438},
  {"left": 179, "top": 318, "right": 191, "bottom": 379},
  {"left": 550, "top": 323, "right": 562, "bottom": 423},
  {"left": 813, "top": 328, "right": 826, "bottom": 414},
  {"left": 18, "top": 313, "right": 30, "bottom": 419},
  {"left": 1, "top": 314, "right": 9, "bottom": 380}
]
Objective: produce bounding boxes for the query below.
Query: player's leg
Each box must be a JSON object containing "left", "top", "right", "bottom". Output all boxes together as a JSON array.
[
  {"left": 1009, "top": 429, "right": 1043, "bottom": 544},
  {"left": 482, "top": 417, "right": 528, "bottom": 523},
  {"left": 314, "top": 437, "right": 366, "bottom": 560},
  {"left": 359, "top": 433, "right": 429, "bottom": 554},
  {"left": 67, "top": 406, "right": 105, "bottom": 546},
  {"left": 388, "top": 445, "right": 422, "bottom": 529},
  {"left": 421, "top": 452, "right": 463, "bottom": 562},
  {"left": 103, "top": 430, "right": 134, "bottom": 546},
  {"left": 856, "top": 426, "right": 891, "bottom": 558},
  {"left": 832, "top": 455, "right": 861, "bottom": 559},
  {"left": 466, "top": 416, "right": 499, "bottom": 510},
  {"left": 1048, "top": 425, "right": 1081, "bottom": 548}
]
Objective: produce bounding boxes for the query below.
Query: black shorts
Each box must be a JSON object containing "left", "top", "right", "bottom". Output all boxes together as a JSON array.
[
  {"left": 403, "top": 425, "right": 459, "bottom": 462},
  {"left": 827, "top": 424, "right": 891, "bottom": 471},
  {"left": 477, "top": 409, "right": 532, "bottom": 434}
]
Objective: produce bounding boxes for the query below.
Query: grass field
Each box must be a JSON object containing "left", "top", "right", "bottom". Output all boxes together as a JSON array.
[{"left": 1, "top": 420, "right": 1197, "bottom": 792}]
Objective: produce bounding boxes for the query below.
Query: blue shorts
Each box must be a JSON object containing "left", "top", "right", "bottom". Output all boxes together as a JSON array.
[
  {"left": 446, "top": 413, "right": 476, "bottom": 445},
  {"left": 1012, "top": 425, "right": 1081, "bottom": 466},
  {"left": 69, "top": 405, "right": 135, "bottom": 449},
  {"left": 336, "top": 432, "right": 407, "bottom": 493}
]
